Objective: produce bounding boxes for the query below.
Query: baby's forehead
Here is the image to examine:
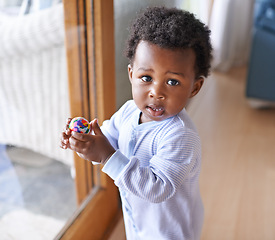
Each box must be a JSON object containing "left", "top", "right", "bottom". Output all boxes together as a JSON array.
[
  {"left": 133, "top": 41, "right": 196, "bottom": 65},
  {"left": 134, "top": 40, "right": 195, "bottom": 57}
]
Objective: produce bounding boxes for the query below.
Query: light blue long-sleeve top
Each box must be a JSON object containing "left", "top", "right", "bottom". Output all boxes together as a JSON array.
[{"left": 101, "top": 100, "right": 204, "bottom": 240}]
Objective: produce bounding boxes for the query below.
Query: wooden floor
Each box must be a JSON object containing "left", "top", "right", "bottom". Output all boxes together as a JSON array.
[{"left": 108, "top": 66, "right": 275, "bottom": 240}]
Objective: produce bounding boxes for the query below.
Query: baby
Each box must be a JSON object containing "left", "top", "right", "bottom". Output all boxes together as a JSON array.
[{"left": 61, "top": 6, "right": 212, "bottom": 240}]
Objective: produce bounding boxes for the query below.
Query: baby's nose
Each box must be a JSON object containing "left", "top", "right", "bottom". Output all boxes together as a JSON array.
[{"left": 149, "top": 83, "right": 165, "bottom": 99}]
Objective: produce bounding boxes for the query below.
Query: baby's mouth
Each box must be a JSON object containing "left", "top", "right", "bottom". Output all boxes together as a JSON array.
[{"left": 146, "top": 105, "right": 165, "bottom": 117}]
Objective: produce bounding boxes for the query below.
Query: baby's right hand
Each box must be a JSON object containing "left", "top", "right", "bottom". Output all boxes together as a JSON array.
[{"left": 60, "top": 118, "right": 72, "bottom": 150}]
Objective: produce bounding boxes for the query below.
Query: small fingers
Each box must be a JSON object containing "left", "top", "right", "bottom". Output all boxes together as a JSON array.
[
  {"left": 91, "top": 119, "right": 103, "bottom": 135},
  {"left": 67, "top": 117, "right": 72, "bottom": 124},
  {"left": 69, "top": 135, "right": 89, "bottom": 153},
  {"left": 60, "top": 118, "right": 73, "bottom": 150},
  {"left": 65, "top": 118, "right": 72, "bottom": 130},
  {"left": 71, "top": 131, "right": 91, "bottom": 141},
  {"left": 60, "top": 142, "right": 68, "bottom": 149},
  {"left": 60, "top": 131, "right": 70, "bottom": 149}
]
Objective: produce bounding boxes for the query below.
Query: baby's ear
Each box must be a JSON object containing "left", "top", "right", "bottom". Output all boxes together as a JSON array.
[
  {"left": 128, "top": 64, "right": 133, "bottom": 82},
  {"left": 190, "top": 77, "right": 204, "bottom": 98}
]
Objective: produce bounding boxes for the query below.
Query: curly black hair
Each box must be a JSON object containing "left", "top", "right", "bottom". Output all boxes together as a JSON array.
[{"left": 125, "top": 6, "right": 212, "bottom": 78}]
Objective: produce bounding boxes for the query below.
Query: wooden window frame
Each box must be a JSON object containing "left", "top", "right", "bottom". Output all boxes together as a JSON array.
[{"left": 55, "top": 0, "right": 120, "bottom": 239}]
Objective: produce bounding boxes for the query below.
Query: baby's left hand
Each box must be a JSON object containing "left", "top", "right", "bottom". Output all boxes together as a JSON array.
[
  {"left": 69, "top": 119, "right": 115, "bottom": 164},
  {"left": 60, "top": 118, "right": 72, "bottom": 150}
]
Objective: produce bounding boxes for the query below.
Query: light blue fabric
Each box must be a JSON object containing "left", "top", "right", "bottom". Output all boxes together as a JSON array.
[{"left": 102, "top": 100, "right": 204, "bottom": 240}]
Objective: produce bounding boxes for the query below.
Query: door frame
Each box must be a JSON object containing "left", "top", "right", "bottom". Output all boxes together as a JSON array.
[{"left": 55, "top": 0, "right": 120, "bottom": 239}]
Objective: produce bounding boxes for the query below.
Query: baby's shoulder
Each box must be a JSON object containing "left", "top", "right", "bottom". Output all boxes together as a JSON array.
[
  {"left": 159, "top": 111, "right": 199, "bottom": 140},
  {"left": 155, "top": 115, "right": 201, "bottom": 159},
  {"left": 118, "top": 100, "right": 137, "bottom": 114},
  {"left": 114, "top": 100, "right": 138, "bottom": 121}
]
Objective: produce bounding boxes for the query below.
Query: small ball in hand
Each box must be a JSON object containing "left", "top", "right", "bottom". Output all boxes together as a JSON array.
[{"left": 69, "top": 117, "right": 91, "bottom": 134}]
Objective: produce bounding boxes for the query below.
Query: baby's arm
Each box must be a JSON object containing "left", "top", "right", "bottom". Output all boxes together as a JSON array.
[{"left": 60, "top": 118, "right": 115, "bottom": 164}]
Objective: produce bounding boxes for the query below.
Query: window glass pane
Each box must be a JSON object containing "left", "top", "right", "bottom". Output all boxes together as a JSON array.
[{"left": 0, "top": 1, "right": 77, "bottom": 238}]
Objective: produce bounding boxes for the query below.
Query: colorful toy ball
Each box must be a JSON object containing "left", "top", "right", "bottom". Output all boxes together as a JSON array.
[{"left": 69, "top": 117, "right": 91, "bottom": 134}]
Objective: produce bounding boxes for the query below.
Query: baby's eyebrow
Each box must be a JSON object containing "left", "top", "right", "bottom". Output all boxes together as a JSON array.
[
  {"left": 137, "top": 67, "right": 154, "bottom": 72},
  {"left": 137, "top": 68, "right": 185, "bottom": 77},
  {"left": 166, "top": 71, "right": 185, "bottom": 77}
]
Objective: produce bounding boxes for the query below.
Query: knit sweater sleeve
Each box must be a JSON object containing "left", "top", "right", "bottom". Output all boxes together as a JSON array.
[{"left": 100, "top": 100, "right": 134, "bottom": 150}]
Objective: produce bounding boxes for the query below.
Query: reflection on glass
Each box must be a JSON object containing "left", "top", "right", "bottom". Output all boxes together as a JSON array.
[
  {"left": 0, "top": 0, "right": 77, "bottom": 238},
  {"left": 0, "top": 145, "right": 76, "bottom": 239}
]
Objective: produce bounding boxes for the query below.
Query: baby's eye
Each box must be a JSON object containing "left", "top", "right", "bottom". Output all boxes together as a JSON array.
[
  {"left": 141, "top": 76, "right": 152, "bottom": 82},
  {"left": 167, "top": 79, "right": 179, "bottom": 86}
]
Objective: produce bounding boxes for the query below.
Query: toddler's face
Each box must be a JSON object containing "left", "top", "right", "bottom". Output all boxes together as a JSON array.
[{"left": 128, "top": 41, "right": 203, "bottom": 123}]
